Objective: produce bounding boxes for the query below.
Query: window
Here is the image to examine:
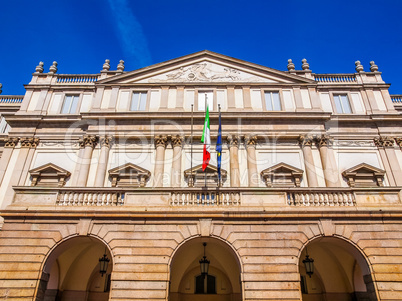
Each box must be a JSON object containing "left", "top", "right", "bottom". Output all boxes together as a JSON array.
[
  {"left": 195, "top": 274, "right": 216, "bottom": 294},
  {"left": 61, "top": 95, "right": 79, "bottom": 114},
  {"left": 198, "top": 91, "right": 213, "bottom": 111},
  {"left": 333, "top": 94, "right": 352, "bottom": 113},
  {"left": 130, "top": 92, "right": 147, "bottom": 111},
  {"left": 264, "top": 91, "right": 281, "bottom": 111}
]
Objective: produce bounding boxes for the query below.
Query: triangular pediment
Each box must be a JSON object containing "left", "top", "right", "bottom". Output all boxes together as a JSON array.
[
  {"left": 98, "top": 50, "right": 315, "bottom": 85},
  {"left": 260, "top": 162, "right": 303, "bottom": 188},
  {"left": 109, "top": 163, "right": 151, "bottom": 176},
  {"left": 29, "top": 163, "right": 71, "bottom": 187},
  {"left": 261, "top": 162, "right": 303, "bottom": 175},
  {"left": 184, "top": 164, "right": 227, "bottom": 176},
  {"left": 108, "top": 163, "right": 151, "bottom": 187},
  {"left": 342, "top": 163, "right": 385, "bottom": 176},
  {"left": 30, "top": 163, "right": 70, "bottom": 176}
]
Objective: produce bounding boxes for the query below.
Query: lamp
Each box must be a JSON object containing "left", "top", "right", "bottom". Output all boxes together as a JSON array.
[
  {"left": 199, "top": 242, "right": 210, "bottom": 277},
  {"left": 99, "top": 248, "right": 110, "bottom": 277},
  {"left": 302, "top": 247, "right": 314, "bottom": 278}
]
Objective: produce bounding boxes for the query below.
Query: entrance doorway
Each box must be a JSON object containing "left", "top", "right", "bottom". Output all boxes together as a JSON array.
[
  {"left": 169, "top": 237, "right": 242, "bottom": 301},
  {"left": 35, "top": 236, "right": 112, "bottom": 301},
  {"left": 299, "top": 237, "right": 377, "bottom": 301}
]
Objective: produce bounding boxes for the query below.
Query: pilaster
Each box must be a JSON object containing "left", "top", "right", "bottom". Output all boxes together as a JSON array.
[
  {"left": 228, "top": 134, "right": 240, "bottom": 187},
  {"left": 299, "top": 135, "right": 318, "bottom": 187},
  {"left": 245, "top": 135, "right": 258, "bottom": 187},
  {"left": 154, "top": 135, "right": 168, "bottom": 187}
]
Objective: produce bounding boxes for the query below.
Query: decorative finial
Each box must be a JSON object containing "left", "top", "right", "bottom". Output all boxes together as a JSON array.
[
  {"left": 301, "top": 58, "right": 310, "bottom": 70},
  {"left": 287, "top": 59, "right": 295, "bottom": 71},
  {"left": 0, "top": 83, "right": 2, "bottom": 94},
  {"left": 102, "top": 59, "right": 110, "bottom": 72},
  {"left": 355, "top": 61, "right": 364, "bottom": 72},
  {"left": 49, "top": 61, "right": 58, "bottom": 74},
  {"left": 370, "top": 61, "right": 378, "bottom": 72},
  {"left": 117, "top": 60, "right": 125, "bottom": 72},
  {"left": 35, "top": 61, "right": 44, "bottom": 73}
]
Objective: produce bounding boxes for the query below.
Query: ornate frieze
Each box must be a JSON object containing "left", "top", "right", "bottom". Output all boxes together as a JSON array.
[
  {"left": 298, "top": 135, "right": 314, "bottom": 147},
  {"left": 227, "top": 134, "right": 240, "bottom": 148},
  {"left": 79, "top": 135, "right": 98, "bottom": 149},
  {"left": 245, "top": 135, "right": 258, "bottom": 148},
  {"left": 171, "top": 135, "right": 184, "bottom": 148},
  {"left": 317, "top": 135, "right": 333, "bottom": 148},
  {"left": 100, "top": 136, "right": 113, "bottom": 148},
  {"left": 394, "top": 138, "right": 402, "bottom": 148},
  {"left": 4, "top": 137, "right": 19, "bottom": 148},
  {"left": 154, "top": 135, "right": 168, "bottom": 148},
  {"left": 374, "top": 136, "right": 395, "bottom": 148},
  {"left": 20, "top": 137, "right": 40, "bottom": 148}
]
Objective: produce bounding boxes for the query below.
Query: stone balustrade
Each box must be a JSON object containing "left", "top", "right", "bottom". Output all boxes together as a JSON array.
[
  {"left": 170, "top": 190, "right": 241, "bottom": 206},
  {"left": 314, "top": 74, "right": 357, "bottom": 83},
  {"left": 0, "top": 95, "right": 24, "bottom": 103},
  {"left": 287, "top": 190, "right": 355, "bottom": 206},
  {"left": 56, "top": 190, "right": 124, "bottom": 206},
  {"left": 56, "top": 74, "right": 99, "bottom": 84},
  {"left": 391, "top": 95, "right": 402, "bottom": 103}
]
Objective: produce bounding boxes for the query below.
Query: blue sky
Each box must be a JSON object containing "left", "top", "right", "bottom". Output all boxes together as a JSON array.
[{"left": 1, "top": 0, "right": 402, "bottom": 95}]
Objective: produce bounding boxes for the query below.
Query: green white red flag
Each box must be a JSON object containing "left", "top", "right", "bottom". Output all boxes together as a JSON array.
[{"left": 201, "top": 103, "right": 210, "bottom": 171}]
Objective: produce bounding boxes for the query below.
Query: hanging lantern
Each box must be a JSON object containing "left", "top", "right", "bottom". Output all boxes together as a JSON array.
[
  {"left": 303, "top": 248, "right": 314, "bottom": 278},
  {"left": 99, "top": 249, "right": 110, "bottom": 277},
  {"left": 199, "top": 242, "right": 210, "bottom": 277}
]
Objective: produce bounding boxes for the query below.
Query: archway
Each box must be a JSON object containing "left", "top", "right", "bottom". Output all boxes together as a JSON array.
[
  {"left": 299, "top": 237, "right": 377, "bottom": 301},
  {"left": 169, "top": 237, "right": 242, "bottom": 301},
  {"left": 35, "top": 236, "right": 112, "bottom": 301}
]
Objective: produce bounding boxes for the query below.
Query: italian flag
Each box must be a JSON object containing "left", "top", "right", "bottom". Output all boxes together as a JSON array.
[{"left": 201, "top": 104, "right": 210, "bottom": 171}]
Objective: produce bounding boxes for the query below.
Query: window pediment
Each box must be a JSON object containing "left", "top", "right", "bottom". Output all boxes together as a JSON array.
[
  {"left": 108, "top": 163, "right": 151, "bottom": 187},
  {"left": 342, "top": 163, "right": 385, "bottom": 187},
  {"left": 29, "top": 163, "right": 71, "bottom": 187},
  {"left": 260, "top": 162, "right": 303, "bottom": 187},
  {"left": 184, "top": 164, "right": 227, "bottom": 187}
]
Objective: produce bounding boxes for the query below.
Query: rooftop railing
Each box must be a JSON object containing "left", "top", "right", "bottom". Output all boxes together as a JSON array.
[
  {"left": 314, "top": 74, "right": 357, "bottom": 83},
  {"left": 0, "top": 95, "right": 24, "bottom": 104},
  {"left": 391, "top": 95, "right": 402, "bottom": 103},
  {"left": 56, "top": 74, "right": 99, "bottom": 84}
]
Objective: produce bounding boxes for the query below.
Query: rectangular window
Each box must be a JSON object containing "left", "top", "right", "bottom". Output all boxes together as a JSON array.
[
  {"left": 334, "top": 94, "right": 352, "bottom": 113},
  {"left": 61, "top": 95, "right": 79, "bottom": 114},
  {"left": 198, "top": 91, "right": 213, "bottom": 111},
  {"left": 264, "top": 92, "right": 281, "bottom": 111},
  {"left": 130, "top": 92, "right": 147, "bottom": 111}
]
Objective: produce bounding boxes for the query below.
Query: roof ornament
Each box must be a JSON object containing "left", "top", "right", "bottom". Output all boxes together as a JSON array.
[
  {"left": 117, "top": 60, "right": 125, "bottom": 72},
  {"left": 355, "top": 61, "right": 364, "bottom": 72},
  {"left": 287, "top": 59, "right": 295, "bottom": 71},
  {"left": 301, "top": 58, "right": 310, "bottom": 70},
  {"left": 49, "top": 61, "right": 58, "bottom": 74},
  {"left": 102, "top": 59, "right": 111, "bottom": 72},
  {"left": 370, "top": 61, "right": 378, "bottom": 72},
  {"left": 35, "top": 61, "right": 44, "bottom": 73}
]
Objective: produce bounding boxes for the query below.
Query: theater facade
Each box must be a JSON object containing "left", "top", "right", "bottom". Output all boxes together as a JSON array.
[{"left": 0, "top": 51, "right": 402, "bottom": 300}]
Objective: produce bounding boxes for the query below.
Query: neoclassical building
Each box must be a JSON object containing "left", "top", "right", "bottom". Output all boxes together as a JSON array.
[{"left": 0, "top": 51, "right": 402, "bottom": 301}]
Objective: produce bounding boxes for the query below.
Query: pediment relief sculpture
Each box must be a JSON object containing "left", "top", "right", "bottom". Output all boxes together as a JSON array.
[
  {"left": 260, "top": 162, "right": 303, "bottom": 187},
  {"left": 29, "top": 163, "right": 71, "bottom": 187},
  {"left": 184, "top": 164, "right": 227, "bottom": 187},
  {"left": 342, "top": 163, "right": 385, "bottom": 187},
  {"left": 108, "top": 163, "right": 151, "bottom": 187}
]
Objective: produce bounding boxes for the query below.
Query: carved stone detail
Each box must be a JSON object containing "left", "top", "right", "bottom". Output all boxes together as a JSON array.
[
  {"left": 395, "top": 138, "right": 402, "bottom": 148},
  {"left": 20, "top": 137, "right": 40, "bottom": 148},
  {"left": 374, "top": 136, "right": 395, "bottom": 148},
  {"left": 287, "top": 59, "right": 295, "bottom": 71},
  {"left": 171, "top": 135, "right": 183, "bottom": 148},
  {"left": 298, "top": 135, "right": 314, "bottom": 147},
  {"left": 154, "top": 135, "right": 168, "bottom": 148},
  {"left": 317, "top": 135, "right": 333, "bottom": 148},
  {"left": 4, "top": 137, "right": 19, "bottom": 148},
  {"left": 245, "top": 135, "right": 257, "bottom": 147},
  {"left": 100, "top": 136, "right": 113, "bottom": 148},
  {"left": 49, "top": 61, "right": 58, "bottom": 74},
  {"left": 79, "top": 135, "right": 98, "bottom": 148},
  {"left": 35, "top": 61, "right": 44, "bottom": 73},
  {"left": 227, "top": 134, "right": 240, "bottom": 148}
]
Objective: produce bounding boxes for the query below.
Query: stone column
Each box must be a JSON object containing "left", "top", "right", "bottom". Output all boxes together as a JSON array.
[
  {"left": 171, "top": 135, "right": 183, "bottom": 187},
  {"left": 228, "top": 134, "right": 240, "bottom": 187},
  {"left": 0, "top": 138, "right": 19, "bottom": 186},
  {"left": 317, "top": 135, "right": 340, "bottom": 187},
  {"left": 18, "top": 138, "right": 40, "bottom": 186},
  {"left": 94, "top": 136, "right": 113, "bottom": 187},
  {"left": 299, "top": 135, "right": 318, "bottom": 187},
  {"left": 154, "top": 135, "right": 168, "bottom": 187},
  {"left": 375, "top": 137, "right": 402, "bottom": 186},
  {"left": 245, "top": 135, "right": 259, "bottom": 187},
  {"left": 76, "top": 135, "right": 97, "bottom": 186}
]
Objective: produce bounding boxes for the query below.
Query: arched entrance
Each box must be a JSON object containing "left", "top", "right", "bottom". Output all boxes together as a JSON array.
[
  {"left": 35, "top": 236, "right": 112, "bottom": 301},
  {"left": 169, "top": 237, "right": 242, "bottom": 301},
  {"left": 299, "top": 237, "right": 377, "bottom": 301}
]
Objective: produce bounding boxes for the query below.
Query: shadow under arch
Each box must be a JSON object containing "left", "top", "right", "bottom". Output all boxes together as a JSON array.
[
  {"left": 34, "top": 235, "right": 113, "bottom": 301},
  {"left": 298, "top": 236, "right": 378, "bottom": 301},
  {"left": 169, "top": 236, "right": 243, "bottom": 301}
]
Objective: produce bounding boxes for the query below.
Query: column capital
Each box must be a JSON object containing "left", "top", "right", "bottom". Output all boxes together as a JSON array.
[
  {"left": 79, "top": 135, "right": 98, "bottom": 149},
  {"left": 154, "top": 135, "right": 168, "bottom": 148},
  {"left": 245, "top": 135, "right": 258, "bottom": 148},
  {"left": 395, "top": 137, "right": 402, "bottom": 148},
  {"left": 298, "top": 135, "right": 314, "bottom": 147},
  {"left": 171, "top": 135, "right": 184, "bottom": 148},
  {"left": 374, "top": 136, "right": 395, "bottom": 148},
  {"left": 100, "top": 136, "right": 113, "bottom": 148},
  {"left": 20, "top": 137, "right": 40, "bottom": 148},
  {"left": 316, "top": 135, "right": 333, "bottom": 148},
  {"left": 4, "top": 137, "right": 19, "bottom": 148},
  {"left": 227, "top": 134, "right": 240, "bottom": 148}
]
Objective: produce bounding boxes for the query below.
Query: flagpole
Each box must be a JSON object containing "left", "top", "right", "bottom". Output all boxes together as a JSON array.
[
  {"left": 190, "top": 104, "right": 194, "bottom": 187},
  {"left": 204, "top": 93, "right": 207, "bottom": 188},
  {"left": 218, "top": 104, "right": 221, "bottom": 188}
]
